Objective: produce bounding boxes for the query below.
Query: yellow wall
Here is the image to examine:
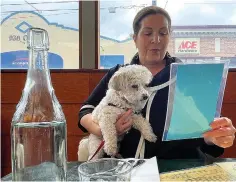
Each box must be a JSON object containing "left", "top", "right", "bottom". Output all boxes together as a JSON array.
[
  {"left": 1, "top": 12, "right": 79, "bottom": 69},
  {"left": 100, "top": 38, "right": 136, "bottom": 64}
]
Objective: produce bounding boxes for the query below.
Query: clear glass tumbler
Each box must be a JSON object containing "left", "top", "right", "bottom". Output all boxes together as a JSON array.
[{"left": 78, "top": 158, "right": 133, "bottom": 181}]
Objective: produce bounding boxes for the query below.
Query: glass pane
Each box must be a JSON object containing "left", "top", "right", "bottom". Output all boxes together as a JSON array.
[
  {"left": 99, "top": 0, "right": 154, "bottom": 69},
  {"left": 99, "top": 0, "right": 236, "bottom": 69},
  {"left": 1, "top": 0, "right": 79, "bottom": 69}
]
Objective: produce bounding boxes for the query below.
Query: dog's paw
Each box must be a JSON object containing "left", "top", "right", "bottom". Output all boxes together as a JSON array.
[
  {"left": 145, "top": 133, "right": 157, "bottom": 143},
  {"left": 104, "top": 143, "right": 117, "bottom": 156}
]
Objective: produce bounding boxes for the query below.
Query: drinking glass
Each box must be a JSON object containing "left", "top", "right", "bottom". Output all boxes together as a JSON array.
[{"left": 78, "top": 158, "right": 133, "bottom": 181}]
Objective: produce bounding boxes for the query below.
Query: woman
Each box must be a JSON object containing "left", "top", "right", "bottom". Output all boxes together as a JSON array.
[{"left": 78, "top": 6, "right": 235, "bottom": 159}]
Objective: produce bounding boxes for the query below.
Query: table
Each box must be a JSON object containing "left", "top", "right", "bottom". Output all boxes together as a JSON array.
[{"left": 2, "top": 158, "right": 236, "bottom": 181}]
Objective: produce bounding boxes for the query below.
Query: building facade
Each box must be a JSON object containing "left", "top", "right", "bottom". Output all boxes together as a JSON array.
[{"left": 1, "top": 11, "right": 236, "bottom": 69}]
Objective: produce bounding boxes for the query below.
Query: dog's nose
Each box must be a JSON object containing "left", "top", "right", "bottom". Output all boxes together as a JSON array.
[{"left": 142, "top": 94, "right": 148, "bottom": 100}]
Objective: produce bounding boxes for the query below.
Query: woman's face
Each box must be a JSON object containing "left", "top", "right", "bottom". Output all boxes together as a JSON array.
[{"left": 133, "top": 14, "right": 170, "bottom": 66}]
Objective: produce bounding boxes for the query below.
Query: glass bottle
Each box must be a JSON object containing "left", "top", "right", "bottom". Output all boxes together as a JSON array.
[{"left": 11, "top": 28, "right": 67, "bottom": 181}]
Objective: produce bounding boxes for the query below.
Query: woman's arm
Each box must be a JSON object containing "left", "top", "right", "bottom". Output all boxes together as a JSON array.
[{"left": 80, "top": 113, "right": 102, "bottom": 137}]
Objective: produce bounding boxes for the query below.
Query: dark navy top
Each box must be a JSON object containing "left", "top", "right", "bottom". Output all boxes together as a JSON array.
[{"left": 78, "top": 53, "right": 224, "bottom": 159}]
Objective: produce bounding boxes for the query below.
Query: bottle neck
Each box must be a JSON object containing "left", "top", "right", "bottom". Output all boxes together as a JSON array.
[
  {"left": 25, "top": 49, "right": 53, "bottom": 91},
  {"left": 28, "top": 49, "right": 48, "bottom": 70}
]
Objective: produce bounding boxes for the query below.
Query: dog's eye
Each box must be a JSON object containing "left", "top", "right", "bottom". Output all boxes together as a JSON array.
[
  {"left": 131, "top": 85, "right": 138, "bottom": 89},
  {"left": 145, "top": 84, "right": 149, "bottom": 87}
]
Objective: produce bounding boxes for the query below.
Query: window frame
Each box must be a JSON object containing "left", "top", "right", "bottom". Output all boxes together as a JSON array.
[{"left": 1, "top": 1, "right": 236, "bottom": 72}]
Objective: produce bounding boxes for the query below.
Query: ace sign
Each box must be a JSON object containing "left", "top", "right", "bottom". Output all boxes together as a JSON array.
[{"left": 175, "top": 38, "right": 200, "bottom": 54}]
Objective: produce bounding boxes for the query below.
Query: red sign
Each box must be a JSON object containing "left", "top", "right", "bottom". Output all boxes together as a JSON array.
[
  {"left": 178, "top": 41, "right": 197, "bottom": 49},
  {"left": 175, "top": 38, "right": 200, "bottom": 54}
]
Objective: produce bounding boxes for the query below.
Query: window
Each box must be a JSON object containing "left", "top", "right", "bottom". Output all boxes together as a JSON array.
[
  {"left": 99, "top": 0, "right": 236, "bottom": 69},
  {"left": 1, "top": 0, "right": 79, "bottom": 69},
  {"left": 99, "top": 0, "right": 154, "bottom": 69},
  {"left": 215, "top": 38, "right": 221, "bottom": 53}
]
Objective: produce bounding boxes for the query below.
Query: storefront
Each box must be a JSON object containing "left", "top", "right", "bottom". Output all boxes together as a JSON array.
[{"left": 168, "top": 25, "right": 236, "bottom": 67}]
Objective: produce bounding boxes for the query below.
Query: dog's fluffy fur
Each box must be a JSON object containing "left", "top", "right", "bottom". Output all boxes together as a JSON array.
[{"left": 78, "top": 65, "right": 157, "bottom": 161}]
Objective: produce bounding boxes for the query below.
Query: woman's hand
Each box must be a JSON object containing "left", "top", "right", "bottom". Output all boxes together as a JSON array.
[
  {"left": 203, "top": 117, "right": 236, "bottom": 148},
  {"left": 115, "top": 109, "right": 133, "bottom": 135}
]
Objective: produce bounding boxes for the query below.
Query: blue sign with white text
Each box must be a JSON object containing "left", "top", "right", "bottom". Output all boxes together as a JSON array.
[
  {"left": 1, "top": 50, "right": 63, "bottom": 69},
  {"left": 100, "top": 55, "right": 124, "bottom": 69}
]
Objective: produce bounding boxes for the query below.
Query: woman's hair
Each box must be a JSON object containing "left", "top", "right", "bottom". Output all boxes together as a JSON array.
[{"left": 133, "top": 6, "right": 171, "bottom": 35}]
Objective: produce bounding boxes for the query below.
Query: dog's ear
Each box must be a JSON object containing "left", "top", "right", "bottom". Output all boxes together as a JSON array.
[{"left": 108, "top": 73, "right": 124, "bottom": 91}]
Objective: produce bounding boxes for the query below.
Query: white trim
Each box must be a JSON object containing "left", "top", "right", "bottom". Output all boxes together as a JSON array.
[
  {"left": 135, "top": 78, "right": 176, "bottom": 159},
  {"left": 135, "top": 135, "right": 144, "bottom": 159},
  {"left": 80, "top": 105, "right": 95, "bottom": 111},
  {"left": 148, "top": 77, "right": 176, "bottom": 92}
]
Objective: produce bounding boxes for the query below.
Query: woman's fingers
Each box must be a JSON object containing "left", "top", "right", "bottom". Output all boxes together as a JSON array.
[
  {"left": 122, "top": 120, "right": 133, "bottom": 132},
  {"left": 203, "top": 117, "right": 236, "bottom": 148},
  {"left": 119, "top": 109, "right": 132, "bottom": 121},
  {"left": 214, "top": 135, "right": 235, "bottom": 144},
  {"left": 211, "top": 135, "right": 235, "bottom": 148},
  {"left": 116, "top": 109, "right": 133, "bottom": 135},
  {"left": 210, "top": 117, "right": 233, "bottom": 129},
  {"left": 203, "top": 127, "right": 235, "bottom": 138}
]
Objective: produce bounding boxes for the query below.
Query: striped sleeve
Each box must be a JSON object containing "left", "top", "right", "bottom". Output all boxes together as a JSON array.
[{"left": 78, "top": 65, "right": 121, "bottom": 132}]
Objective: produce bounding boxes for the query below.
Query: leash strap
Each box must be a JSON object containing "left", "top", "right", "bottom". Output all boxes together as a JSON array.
[
  {"left": 88, "top": 140, "right": 105, "bottom": 161},
  {"left": 135, "top": 78, "right": 176, "bottom": 159}
]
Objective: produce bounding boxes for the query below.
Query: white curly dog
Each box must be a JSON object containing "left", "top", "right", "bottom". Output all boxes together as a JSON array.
[{"left": 78, "top": 64, "right": 157, "bottom": 161}]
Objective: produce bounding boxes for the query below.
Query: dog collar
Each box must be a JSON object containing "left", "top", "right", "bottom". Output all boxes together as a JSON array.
[{"left": 107, "top": 103, "right": 141, "bottom": 115}]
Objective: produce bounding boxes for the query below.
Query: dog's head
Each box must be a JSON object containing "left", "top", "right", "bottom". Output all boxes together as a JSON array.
[{"left": 108, "top": 64, "right": 153, "bottom": 111}]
